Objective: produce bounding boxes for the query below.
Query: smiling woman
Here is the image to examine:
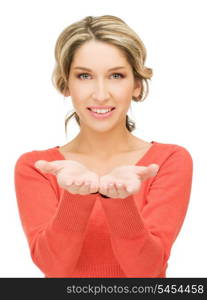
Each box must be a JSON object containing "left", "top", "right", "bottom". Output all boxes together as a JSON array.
[
  {"left": 14, "top": 15, "right": 193, "bottom": 278},
  {"left": 51, "top": 15, "right": 152, "bottom": 135},
  {"left": 63, "top": 39, "right": 142, "bottom": 125}
]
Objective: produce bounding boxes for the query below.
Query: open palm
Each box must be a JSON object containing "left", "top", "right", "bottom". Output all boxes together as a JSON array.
[
  {"left": 34, "top": 159, "right": 100, "bottom": 195},
  {"left": 34, "top": 159, "right": 159, "bottom": 198},
  {"left": 99, "top": 164, "right": 159, "bottom": 198}
]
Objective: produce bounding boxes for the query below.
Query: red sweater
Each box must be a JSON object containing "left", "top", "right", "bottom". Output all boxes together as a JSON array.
[{"left": 14, "top": 141, "right": 193, "bottom": 278}]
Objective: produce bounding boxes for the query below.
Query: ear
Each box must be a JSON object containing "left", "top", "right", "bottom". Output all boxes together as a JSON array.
[
  {"left": 64, "top": 86, "right": 70, "bottom": 97},
  {"left": 132, "top": 79, "right": 141, "bottom": 99}
]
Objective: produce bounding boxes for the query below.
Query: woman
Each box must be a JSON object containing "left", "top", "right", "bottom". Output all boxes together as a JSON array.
[{"left": 14, "top": 15, "right": 193, "bottom": 278}]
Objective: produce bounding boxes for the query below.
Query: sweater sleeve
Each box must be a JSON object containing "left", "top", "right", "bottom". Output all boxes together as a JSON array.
[
  {"left": 14, "top": 152, "right": 96, "bottom": 277},
  {"left": 99, "top": 146, "right": 193, "bottom": 277}
]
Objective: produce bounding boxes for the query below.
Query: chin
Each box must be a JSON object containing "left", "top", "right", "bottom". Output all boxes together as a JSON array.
[{"left": 88, "top": 123, "right": 116, "bottom": 133}]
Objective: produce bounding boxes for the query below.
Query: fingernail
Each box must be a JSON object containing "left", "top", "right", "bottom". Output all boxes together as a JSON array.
[{"left": 35, "top": 165, "right": 41, "bottom": 171}]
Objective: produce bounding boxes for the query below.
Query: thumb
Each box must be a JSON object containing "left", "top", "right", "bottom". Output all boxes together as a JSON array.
[
  {"left": 34, "top": 160, "right": 59, "bottom": 175},
  {"left": 148, "top": 164, "right": 160, "bottom": 177},
  {"left": 143, "top": 164, "right": 159, "bottom": 180},
  {"left": 135, "top": 164, "right": 159, "bottom": 181}
]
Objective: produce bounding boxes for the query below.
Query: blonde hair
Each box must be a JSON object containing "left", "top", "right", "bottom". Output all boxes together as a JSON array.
[{"left": 51, "top": 15, "right": 153, "bottom": 136}]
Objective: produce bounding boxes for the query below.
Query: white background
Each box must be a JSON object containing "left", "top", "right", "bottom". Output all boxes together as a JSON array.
[{"left": 0, "top": 0, "right": 206, "bottom": 277}]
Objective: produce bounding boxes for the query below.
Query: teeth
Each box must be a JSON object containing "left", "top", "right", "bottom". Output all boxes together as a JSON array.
[{"left": 90, "top": 108, "right": 112, "bottom": 114}]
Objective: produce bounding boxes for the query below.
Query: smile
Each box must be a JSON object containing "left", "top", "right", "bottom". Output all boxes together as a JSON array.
[{"left": 87, "top": 107, "right": 116, "bottom": 119}]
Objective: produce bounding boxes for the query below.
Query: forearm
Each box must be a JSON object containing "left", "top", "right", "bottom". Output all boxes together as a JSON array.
[
  {"left": 30, "top": 190, "right": 96, "bottom": 276},
  {"left": 99, "top": 194, "right": 165, "bottom": 277}
]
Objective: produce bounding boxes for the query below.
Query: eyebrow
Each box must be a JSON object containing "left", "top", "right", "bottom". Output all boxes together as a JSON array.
[{"left": 73, "top": 66, "right": 127, "bottom": 71}]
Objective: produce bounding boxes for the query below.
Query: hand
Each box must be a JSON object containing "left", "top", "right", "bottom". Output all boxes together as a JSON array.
[
  {"left": 99, "top": 164, "right": 159, "bottom": 199},
  {"left": 34, "top": 159, "right": 99, "bottom": 195}
]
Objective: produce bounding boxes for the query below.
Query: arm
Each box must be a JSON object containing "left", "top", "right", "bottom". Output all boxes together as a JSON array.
[
  {"left": 99, "top": 147, "right": 193, "bottom": 277},
  {"left": 14, "top": 152, "right": 96, "bottom": 277}
]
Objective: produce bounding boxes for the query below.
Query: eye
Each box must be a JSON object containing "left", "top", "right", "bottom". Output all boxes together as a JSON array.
[
  {"left": 77, "top": 73, "right": 91, "bottom": 79},
  {"left": 77, "top": 72, "right": 124, "bottom": 80},
  {"left": 111, "top": 73, "right": 124, "bottom": 79}
]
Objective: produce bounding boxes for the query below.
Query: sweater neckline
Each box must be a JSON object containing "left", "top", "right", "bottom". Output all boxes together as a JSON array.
[{"left": 52, "top": 141, "right": 157, "bottom": 167}]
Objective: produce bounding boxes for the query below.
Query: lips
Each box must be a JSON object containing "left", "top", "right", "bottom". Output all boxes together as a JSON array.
[
  {"left": 87, "top": 105, "right": 115, "bottom": 109},
  {"left": 87, "top": 107, "right": 115, "bottom": 119},
  {"left": 87, "top": 107, "right": 115, "bottom": 111}
]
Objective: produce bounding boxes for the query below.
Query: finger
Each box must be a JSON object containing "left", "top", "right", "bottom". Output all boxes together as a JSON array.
[
  {"left": 34, "top": 160, "right": 66, "bottom": 175},
  {"left": 88, "top": 182, "right": 99, "bottom": 194},
  {"left": 68, "top": 181, "right": 84, "bottom": 194},
  {"left": 134, "top": 164, "right": 159, "bottom": 181},
  {"left": 126, "top": 176, "right": 142, "bottom": 193},
  {"left": 71, "top": 179, "right": 85, "bottom": 189},
  {"left": 34, "top": 160, "right": 48, "bottom": 170},
  {"left": 107, "top": 182, "right": 118, "bottom": 198},
  {"left": 78, "top": 180, "right": 92, "bottom": 195},
  {"left": 148, "top": 164, "right": 160, "bottom": 176},
  {"left": 126, "top": 186, "right": 135, "bottom": 194},
  {"left": 34, "top": 160, "right": 57, "bottom": 175},
  {"left": 115, "top": 182, "right": 128, "bottom": 198},
  {"left": 99, "top": 183, "right": 108, "bottom": 196}
]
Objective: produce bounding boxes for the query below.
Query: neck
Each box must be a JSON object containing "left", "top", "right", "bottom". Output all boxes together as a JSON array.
[{"left": 70, "top": 124, "right": 137, "bottom": 159}]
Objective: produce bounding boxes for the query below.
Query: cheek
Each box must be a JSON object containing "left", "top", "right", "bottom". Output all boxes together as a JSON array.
[
  {"left": 113, "top": 81, "right": 134, "bottom": 95},
  {"left": 69, "top": 83, "right": 86, "bottom": 103},
  {"left": 71, "top": 83, "right": 91, "bottom": 99},
  {"left": 117, "top": 87, "right": 133, "bottom": 112},
  {"left": 115, "top": 84, "right": 134, "bottom": 104}
]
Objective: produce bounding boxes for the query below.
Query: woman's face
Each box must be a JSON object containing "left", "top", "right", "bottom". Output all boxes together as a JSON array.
[{"left": 66, "top": 40, "right": 141, "bottom": 132}]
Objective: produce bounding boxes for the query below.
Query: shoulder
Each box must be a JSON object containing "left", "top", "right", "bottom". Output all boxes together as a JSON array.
[
  {"left": 153, "top": 141, "right": 193, "bottom": 164},
  {"left": 151, "top": 141, "right": 193, "bottom": 181},
  {"left": 14, "top": 146, "right": 59, "bottom": 174},
  {"left": 15, "top": 146, "right": 58, "bottom": 163},
  {"left": 14, "top": 150, "right": 37, "bottom": 173}
]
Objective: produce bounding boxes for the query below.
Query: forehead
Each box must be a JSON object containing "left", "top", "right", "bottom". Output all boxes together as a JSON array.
[{"left": 71, "top": 40, "right": 130, "bottom": 70}]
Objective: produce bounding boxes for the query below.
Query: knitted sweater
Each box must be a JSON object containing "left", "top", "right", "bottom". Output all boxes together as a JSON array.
[{"left": 14, "top": 141, "right": 193, "bottom": 278}]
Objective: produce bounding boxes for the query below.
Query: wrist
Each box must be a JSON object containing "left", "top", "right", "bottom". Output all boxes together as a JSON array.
[{"left": 90, "top": 192, "right": 110, "bottom": 198}]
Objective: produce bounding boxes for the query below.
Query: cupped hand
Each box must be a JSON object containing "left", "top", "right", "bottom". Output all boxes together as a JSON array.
[
  {"left": 99, "top": 164, "right": 159, "bottom": 199},
  {"left": 34, "top": 159, "right": 100, "bottom": 195}
]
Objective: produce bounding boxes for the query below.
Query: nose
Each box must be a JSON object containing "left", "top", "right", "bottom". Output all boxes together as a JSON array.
[{"left": 92, "top": 79, "right": 110, "bottom": 102}]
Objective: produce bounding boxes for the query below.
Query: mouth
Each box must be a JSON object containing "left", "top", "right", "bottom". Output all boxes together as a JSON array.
[
  {"left": 87, "top": 107, "right": 116, "bottom": 119},
  {"left": 87, "top": 107, "right": 115, "bottom": 112}
]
